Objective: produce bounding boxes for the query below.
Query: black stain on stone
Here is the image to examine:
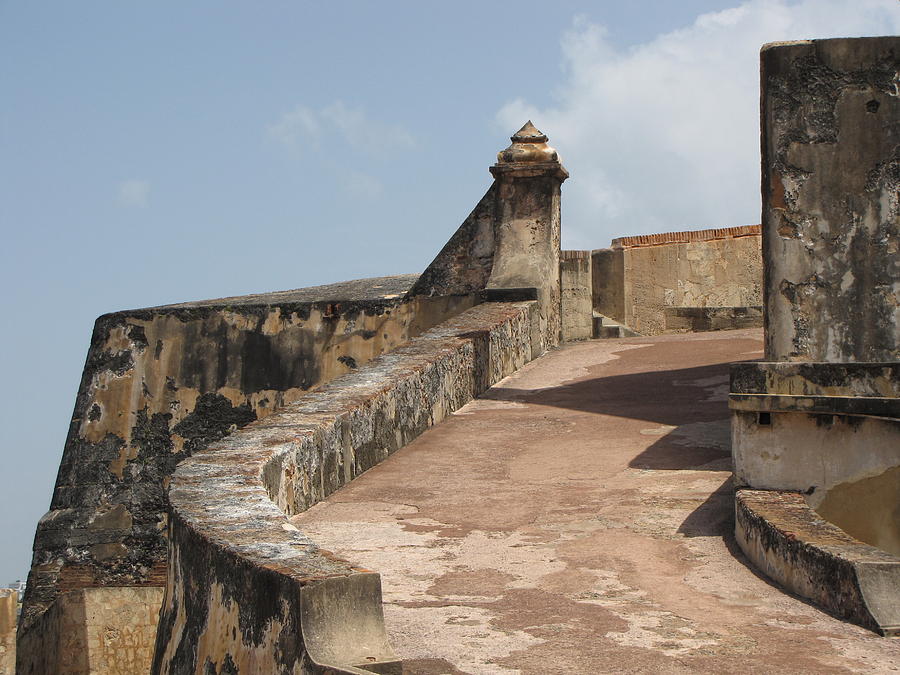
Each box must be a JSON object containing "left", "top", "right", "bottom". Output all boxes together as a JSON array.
[
  {"left": 173, "top": 393, "right": 257, "bottom": 455},
  {"left": 222, "top": 654, "right": 238, "bottom": 675},
  {"left": 338, "top": 355, "right": 358, "bottom": 369},
  {"left": 239, "top": 330, "right": 319, "bottom": 392},
  {"left": 166, "top": 376, "right": 178, "bottom": 392},
  {"left": 866, "top": 99, "right": 880, "bottom": 113},
  {"left": 155, "top": 339, "right": 164, "bottom": 360},
  {"left": 127, "top": 324, "right": 149, "bottom": 351},
  {"left": 361, "top": 329, "right": 377, "bottom": 339},
  {"left": 152, "top": 511, "right": 307, "bottom": 671},
  {"left": 88, "top": 349, "right": 134, "bottom": 376},
  {"left": 88, "top": 404, "right": 102, "bottom": 422}
]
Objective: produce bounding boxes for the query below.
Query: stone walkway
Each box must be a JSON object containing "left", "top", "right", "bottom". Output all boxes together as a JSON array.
[{"left": 292, "top": 329, "right": 900, "bottom": 674}]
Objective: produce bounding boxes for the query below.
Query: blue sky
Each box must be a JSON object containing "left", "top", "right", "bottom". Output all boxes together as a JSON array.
[{"left": 1, "top": 0, "right": 897, "bottom": 583}]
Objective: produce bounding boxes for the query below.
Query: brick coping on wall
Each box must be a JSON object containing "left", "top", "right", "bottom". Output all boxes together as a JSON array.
[{"left": 608, "top": 225, "right": 761, "bottom": 250}]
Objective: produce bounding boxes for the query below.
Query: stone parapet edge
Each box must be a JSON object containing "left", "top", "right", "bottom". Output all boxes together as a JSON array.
[
  {"left": 152, "top": 301, "right": 536, "bottom": 674},
  {"left": 735, "top": 489, "right": 900, "bottom": 637},
  {"left": 730, "top": 361, "right": 900, "bottom": 399}
]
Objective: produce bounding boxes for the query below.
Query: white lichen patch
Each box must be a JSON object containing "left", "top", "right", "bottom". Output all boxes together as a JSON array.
[
  {"left": 383, "top": 605, "right": 541, "bottom": 675},
  {"left": 294, "top": 516, "right": 563, "bottom": 668},
  {"left": 604, "top": 609, "right": 720, "bottom": 657}
]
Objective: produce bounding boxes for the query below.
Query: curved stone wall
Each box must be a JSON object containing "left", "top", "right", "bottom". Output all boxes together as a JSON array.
[
  {"left": 151, "top": 301, "right": 536, "bottom": 673},
  {"left": 736, "top": 490, "right": 900, "bottom": 637},
  {"left": 17, "top": 274, "right": 475, "bottom": 674}
]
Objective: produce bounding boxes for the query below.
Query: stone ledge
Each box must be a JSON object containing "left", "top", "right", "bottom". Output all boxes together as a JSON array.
[
  {"left": 735, "top": 489, "right": 900, "bottom": 636},
  {"left": 152, "top": 301, "right": 536, "bottom": 674},
  {"left": 729, "top": 393, "right": 899, "bottom": 419},
  {"left": 664, "top": 306, "right": 763, "bottom": 332},
  {"left": 731, "top": 361, "right": 900, "bottom": 397}
]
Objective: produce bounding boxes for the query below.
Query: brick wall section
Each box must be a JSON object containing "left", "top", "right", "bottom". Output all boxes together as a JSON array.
[
  {"left": 151, "top": 301, "right": 537, "bottom": 674},
  {"left": 611, "top": 225, "right": 760, "bottom": 249}
]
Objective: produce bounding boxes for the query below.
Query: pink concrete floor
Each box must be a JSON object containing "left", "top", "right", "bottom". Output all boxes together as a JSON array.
[{"left": 293, "top": 329, "right": 900, "bottom": 674}]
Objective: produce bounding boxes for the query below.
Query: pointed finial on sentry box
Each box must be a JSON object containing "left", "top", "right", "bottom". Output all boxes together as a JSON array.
[{"left": 496, "top": 121, "right": 560, "bottom": 164}]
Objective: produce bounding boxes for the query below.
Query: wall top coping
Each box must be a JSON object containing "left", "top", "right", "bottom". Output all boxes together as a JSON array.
[
  {"left": 609, "top": 225, "right": 761, "bottom": 249},
  {"left": 95, "top": 274, "right": 421, "bottom": 323}
]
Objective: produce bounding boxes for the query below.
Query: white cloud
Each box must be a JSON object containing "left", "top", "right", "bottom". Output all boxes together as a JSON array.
[
  {"left": 117, "top": 179, "right": 150, "bottom": 208},
  {"left": 267, "top": 100, "right": 414, "bottom": 154},
  {"left": 267, "top": 104, "right": 320, "bottom": 148},
  {"left": 323, "top": 101, "right": 415, "bottom": 153},
  {"left": 497, "top": 0, "right": 900, "bottom": 250}
]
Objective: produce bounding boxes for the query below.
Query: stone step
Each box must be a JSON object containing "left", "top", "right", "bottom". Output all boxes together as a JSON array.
[{"left": 591, "top": 313, "right": 641, "bottom": 339}]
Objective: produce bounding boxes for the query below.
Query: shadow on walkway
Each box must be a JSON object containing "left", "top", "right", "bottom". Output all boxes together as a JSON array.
[
  {"left": 482, "top": 361, "right": 738, "bottom": 426},
  {"left": 484, "top": 356, "right": 758, "bottom": 539}
]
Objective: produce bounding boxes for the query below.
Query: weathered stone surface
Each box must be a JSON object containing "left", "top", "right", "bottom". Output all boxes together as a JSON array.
[
  {"left": 408, "top": 185, "right": 498, "bottom": 299},
  {"left": 760, "top": 37, "right": 900, "bottom": 362},
  {"left": 412, "top": 123, "right": 567, "bottom": 355},
  {"left": 293, "top": 328, "right": 898, "bottom": 671},
  {"left": 663, "top": 306, "right": 763, "bottom": 332},
  {"left": 152, "top": 301, "right": 536, "bottom": 673},
  {"left": 18, "top": 274, "right": 474, "bottom": 672},
  {"left": 731, "top": 361, "right": 900, "bottom": 399},
  {"left": 736, "top": 489, "right": 900, "bottom": 636},
  {"left": 16, "top": 587, "right": 164, "bottom": 675},
  {"left": 0, "top": 590, "right": 15, "bottom": 675},
  {"left": 593, "top": 226, "right": 762, "bottom": 335},
  {"left": 560, "top": 250, "right": 592, "bottom": 341},
  {"left": 731, "top": 36, "right": 900, "bottom": 638}
]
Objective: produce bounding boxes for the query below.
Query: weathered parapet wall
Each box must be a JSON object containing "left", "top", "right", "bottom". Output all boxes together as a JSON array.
[
  {"left": 761, "top": 38, "right": 899, "bottom": 363},
  {"left": 19, "top": 273, "right": 474, "bottom": 673},
  {"left": 560, "top": 250, "right": 592, "bottom": 341},
  {"left": 17, "top": 587, "right": 163, "bottom": 675},
  {"left": 731, "top": 36, "right": 900, "bottom": 636},
  {"left": 151, "top": 301, "right": 535, "bottom": 673},
  {"left": 592, "top": 225, "right": 762, "bottom": 335},
  {"left": 0, "top": 590, "right": 15, "bottom": 675},
  {"left": 731, "top": 363, "right": 900, "bottom": 521},
  {"left": 411, "top": 122, "right": 567, "bottom": 354},
  {"left": 736, "top": 491, "right": 900, "bottom": 637}
]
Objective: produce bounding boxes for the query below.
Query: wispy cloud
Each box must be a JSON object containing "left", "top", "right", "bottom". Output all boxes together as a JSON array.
[
  {"left": 497, "top": 0, "right": 900, "bottom": 249},
  {"left": 117, "top": 179, "right": 150, "bottom": 208},
  {"left": 267, "top": 104, "right": 320, "bottom": 148},
  {"left": 267, "top": 101, "right": 414, "bottom": 154}
]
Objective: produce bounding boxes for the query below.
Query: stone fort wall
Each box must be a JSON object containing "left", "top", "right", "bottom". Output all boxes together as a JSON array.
[
  {"left": 152, "top": 301, "right": 536, "bottom": 673},
  {"left": 18, "top": 122, "right": 569, "bottom": 674},
  {"left": 591, "top": 224, "right": 763, "bottom": 336},
  {"left": 0, "top": 590, "right": 15, "bottom": 675},
  {"left": 19, "top": 118, "right": 779, "bottom": 671}
]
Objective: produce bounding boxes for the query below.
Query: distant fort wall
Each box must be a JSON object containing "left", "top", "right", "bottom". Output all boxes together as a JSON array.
[
  {"left": 0, "top": 590, "right": 15, "bottom": 675},
  {"left": 589, "top": 224, "right": 763, "bottom": 336}
]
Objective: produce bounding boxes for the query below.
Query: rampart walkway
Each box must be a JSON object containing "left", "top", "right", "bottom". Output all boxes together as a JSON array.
[{"left": 293, "top": 329, "right": 900, "bottom": 674}]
